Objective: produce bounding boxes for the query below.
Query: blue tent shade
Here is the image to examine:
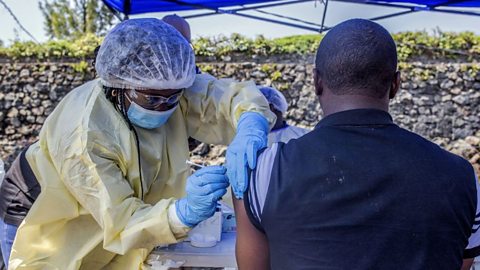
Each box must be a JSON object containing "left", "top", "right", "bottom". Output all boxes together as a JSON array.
[
  {"left": 103, "top": 0, "right": 285, "bottom": 14},
  {"left": 347, "top": 0, "right": 480, "bottom": 7},
  {"left": 102, "top": 0, "right": 480, "bottom": 32},
  {"left": 103, "top": 0, "right": 480, "bottom": 15}
]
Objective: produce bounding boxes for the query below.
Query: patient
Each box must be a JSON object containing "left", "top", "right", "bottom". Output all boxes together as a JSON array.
[{"left": 233, "top": 18, "right": 480, "bottom": 270}]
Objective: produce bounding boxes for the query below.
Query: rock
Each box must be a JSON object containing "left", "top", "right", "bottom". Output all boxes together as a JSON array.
[
  {"left": 400, "top": 92, "right": 413, "bottom": 102},
  {"left": 441, "top": 94, "right": 452, "bottom": 102},
  {"left": 452, "top": 95, "right": 467, "bottom": 105},
  {"left": 192, "top": 143, "right": 210, "bottom": 156},
  {"left": 26, "top": 115, "right": 36, "bottom": 123},
  {"left": 32, "top": 107, "right": 45, "bottom": 116},
  {"left": 5, "top": 126, "right": 15, "bottom": 135},
  {"left": 440, "top": 79, "right": 454, "bottom": 89},
  {"left": 7, "top": 108, "right": 18, "bottom": 118},
  {"left": 251, "top": 71, "right": 266, "bottom": 79},
  {"left": 450, "top": 87, "right": 461, "bottom": 95},
  {"left": 465, "top": 136, "right": 480, "bottom": 146},
  {"left": 35, "top": 83, "right": 50, "bottom": 93},
  {"left": 295, "top": 66, "right": 306, "bottom": 72},
  {"left": 447, "top": 72, "right": 458, "bottom": 80},
  {"left": 19, "top": 126, "right": 31, "bottom": 135},
  {"left": 49, "top": 90, "right": 58, "bottom": 101},
  {"left": 428, "top": 79, "right": 438, "bottom": 85},
  {"left": 5, "top": 92, "right": 15, "bottom": 101},
  {"left": 473, "top": 82, "right": 480, "bottom": 90},
  {"left": 455, "top": 118, "right": 465, "bottom": 126},
  {"left": 19, "top": 69, "right": 30, "bottom": 78},
  {"left": 221, "top": 55, "right": 232, "bottom": 62},
  {"left": 22, "top": 96, "right": 32, "bottom": 105},
  {"left": 208, "top": 146, "right": 227, "bottom": 158},
  {"left": 19, "top": 109, "right": 28, "bottom": 116},
  {"left": 418, "top": 107, "right": 430, "bottom": 115},
  {"left": 470, "top": 154, "right": 480, "bottom": 164},
  {"left": 36, "top": 116, "right": 46, "bottom": 124},
  {"left": 450, "top": 139, "right": 477, "bottom": 157},
  {"left": 10, "top": 117, "right": 21, "bottom": 127},
  {"left": 41, "top": 100, "right": 53, "bottom": 108}
]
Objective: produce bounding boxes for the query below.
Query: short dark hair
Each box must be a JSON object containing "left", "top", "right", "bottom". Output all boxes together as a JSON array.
[{"left": 315, "top": 19, "right": 397, "bottom": 98}]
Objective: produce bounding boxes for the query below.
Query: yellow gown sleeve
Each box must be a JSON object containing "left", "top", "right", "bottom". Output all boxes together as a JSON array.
[
  {"left": 58, "top": 130, "right": 179, "bottom": 255},
  {"left": 180, "top": 73, "right": 276, "bottom": 145}
]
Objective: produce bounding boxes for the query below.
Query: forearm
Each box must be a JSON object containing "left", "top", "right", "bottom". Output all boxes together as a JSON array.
[
  {"left": 183, "top": 75, "right": 275, "bottom": 144},
  {"left": 101, "top": 198, "right": 182, "bottom": 254}
]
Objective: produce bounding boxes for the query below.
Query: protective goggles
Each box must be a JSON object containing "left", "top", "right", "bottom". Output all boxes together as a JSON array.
[{"left": 125, "top": 89, "right": 184, "bottom": 110}]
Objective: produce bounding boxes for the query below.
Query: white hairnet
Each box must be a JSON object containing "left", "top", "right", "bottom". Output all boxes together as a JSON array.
[
  {"left": 258, "top": 86, "right": 288, "bottom": 114},
  {"left": 96, "top": 18, "right": 196, "bottom": 91}
]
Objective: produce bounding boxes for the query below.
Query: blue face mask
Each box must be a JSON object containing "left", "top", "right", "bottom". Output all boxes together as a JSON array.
[{"left": 127, "top": 101, "right": 177, "bottom": 129}]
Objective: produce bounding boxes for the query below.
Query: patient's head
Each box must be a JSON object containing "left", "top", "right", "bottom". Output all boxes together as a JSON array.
[
  {"left": 314, "top": 19, "right": 400, "bottom": 114},
  {"left": 163, "top": 14, "right": 191, "bottom": 43}
]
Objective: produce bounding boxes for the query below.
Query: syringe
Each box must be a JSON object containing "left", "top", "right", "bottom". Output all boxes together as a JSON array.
[{"left": 186, "top": 160, "right": 205, "bottom": 169}]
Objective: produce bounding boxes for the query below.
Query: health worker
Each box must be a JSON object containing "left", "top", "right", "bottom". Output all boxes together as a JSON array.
[{"left": 0, "top": 18, "right": 274, "bottom": 270}]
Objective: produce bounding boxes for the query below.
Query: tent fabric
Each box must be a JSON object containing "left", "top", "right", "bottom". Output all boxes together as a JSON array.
[
  {"left": 103, "top": 0, "right": 284, "bottom": 14},
  {"left": 103, "top": 0, "right": 480, "bottom": 15},
  {"left": 348, "top": 0, "right": 480, "bottom": 8}
]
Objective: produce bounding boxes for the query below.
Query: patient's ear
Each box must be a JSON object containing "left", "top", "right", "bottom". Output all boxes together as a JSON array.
[
  {"left": 313, "top": 68, "right": 323, "bottom": 96},
  {"left": 389, "top": 71, "right": 401, "bottom": 99}
]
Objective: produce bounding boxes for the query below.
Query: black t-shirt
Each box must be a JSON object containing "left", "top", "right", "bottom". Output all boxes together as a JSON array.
[{"left": 246, "top": 109, "right": 480, "bottom": 270}]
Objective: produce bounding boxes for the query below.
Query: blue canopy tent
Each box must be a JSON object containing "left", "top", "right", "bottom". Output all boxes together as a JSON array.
[{"left": 102, "top": 0, "right": 480, "bottom": 32}]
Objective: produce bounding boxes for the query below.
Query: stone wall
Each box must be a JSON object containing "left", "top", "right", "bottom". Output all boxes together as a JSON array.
[{"left": 0, "top": 56, "right": 479, "bottom": 174}]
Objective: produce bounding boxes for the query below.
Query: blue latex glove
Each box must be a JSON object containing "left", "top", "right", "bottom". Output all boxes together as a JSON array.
[
  {"left": 226, "top": 112, "right": 269, "bottom": 199},
  {"left": 176, "top": 166, "right": 229, "bottom": 227}
]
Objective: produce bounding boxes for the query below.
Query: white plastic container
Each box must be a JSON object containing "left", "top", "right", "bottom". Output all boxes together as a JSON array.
[{"left": 188, "top": 211, "right": 222, "bottom": 248}]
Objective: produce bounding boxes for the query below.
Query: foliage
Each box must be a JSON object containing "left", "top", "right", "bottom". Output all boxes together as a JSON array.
[
  {"left": 0, "top": 34, "right": 102, "bottom": 59},
  {"left": 39, "top": 0, "right": 115, "bottom": 39},
  {"left": 192, "top": 31, "right": 480, "bottom": 61},
  {"left": 70, "top": 60, "right": 89, "bottom": 73},
  {"left": 392, "top": 31, "right": 480, "bottom": 61},
  {"left": 270, "top": 71, "right": 282, "bottom": 81},
  {"left": 192, "top": 34, "right": 322, "bottom": 56},
  {"left": 1, "top": 31, "right": 480, "bottom": 61}
]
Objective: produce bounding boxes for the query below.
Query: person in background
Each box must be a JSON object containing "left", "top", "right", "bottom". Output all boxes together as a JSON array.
[
  {"left": 162, "top": 14, "right": 191, "bottom": 43},
  {"left": 0, "top": 18, "right": 274, "bottom": 270},
  {"left": 162, "top": 14, "right": 201, "bottom": 75},
  {"left": 233, "top": 19, "right": 480, "bottom": 270},
  {"left": 258, "top": 86, "right": 309, "bottom": 146}
]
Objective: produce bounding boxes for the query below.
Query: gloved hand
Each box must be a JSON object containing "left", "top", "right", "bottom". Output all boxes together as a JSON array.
[
  {"left": 176, "top": 166, "right": 229, "bottom": 227},
  {"left": 226, "top": 112, "right": 269, "bottom": 199}
]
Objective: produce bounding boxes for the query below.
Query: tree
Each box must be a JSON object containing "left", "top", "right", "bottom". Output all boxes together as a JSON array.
[{"left": 39, "top": 0, "right": 116, "bottom": 40}]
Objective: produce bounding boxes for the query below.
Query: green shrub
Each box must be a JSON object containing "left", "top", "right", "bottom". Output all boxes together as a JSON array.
[
  {"left": 1, "top": 31, "right": 479, "bottom": 61},
  {"left": 70, "top": 60, "right": 90, "bottom": 73},
  {"left": 0, "top": 34, "right": 102, "bottom": 59}
]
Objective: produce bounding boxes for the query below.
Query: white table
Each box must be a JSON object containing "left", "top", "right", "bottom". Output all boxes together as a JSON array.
[{"left": 150, "top": 232, "right": 237, "bottom": 269}]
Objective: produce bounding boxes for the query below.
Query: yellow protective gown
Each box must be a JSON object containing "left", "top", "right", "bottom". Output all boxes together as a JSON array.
[{"left": 9, "top": 74, "right": 275, "bottom": 270}]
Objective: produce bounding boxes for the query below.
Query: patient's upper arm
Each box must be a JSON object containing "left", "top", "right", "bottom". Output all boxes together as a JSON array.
[{"left": 233, "top": 143, "right": 279, "bottom": 270}]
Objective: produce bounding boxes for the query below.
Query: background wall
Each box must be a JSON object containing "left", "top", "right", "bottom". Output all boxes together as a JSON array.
[{"left": 0, "top": 55, "right": 479, "bottom": 174}]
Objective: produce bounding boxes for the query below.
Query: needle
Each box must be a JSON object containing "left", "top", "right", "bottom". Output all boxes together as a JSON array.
[{"left": 186, "top": 160, "right": 205, "bottom": 169}]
